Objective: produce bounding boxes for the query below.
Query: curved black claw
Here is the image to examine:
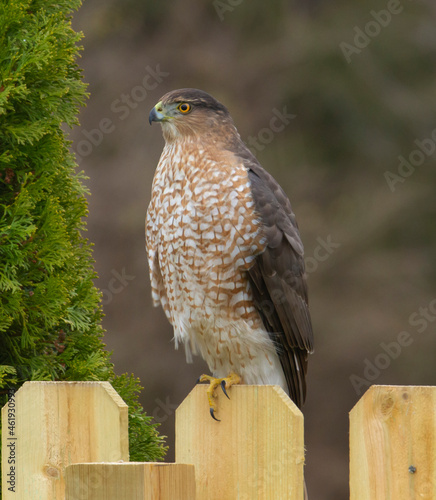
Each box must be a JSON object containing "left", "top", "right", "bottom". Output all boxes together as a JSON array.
[
  {"left": 210, "top": 407, "right": 220, "bottom": 421},
  {"left": 220, "top": 380, "right": 230, "bottom": 399}
]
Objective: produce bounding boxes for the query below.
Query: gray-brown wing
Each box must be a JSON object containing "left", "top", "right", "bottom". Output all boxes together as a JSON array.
[{"left": 246, "top": 161, "right": 314, "bottom": 409}]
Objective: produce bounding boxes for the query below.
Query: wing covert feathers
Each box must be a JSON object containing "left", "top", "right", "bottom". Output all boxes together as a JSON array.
[{"left": 246, "top": 162, "right": 314, "bottom": 408}]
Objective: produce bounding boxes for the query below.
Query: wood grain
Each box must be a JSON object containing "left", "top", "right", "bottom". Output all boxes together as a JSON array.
[
  {"left": 65, "top": 463, "right": 195, "bottom": 500},
  {"left": 350, "top": 385, "right": 436, "bottom": 500},
  {"left": 1, "top": 381, "right": 128, "bottom": 499},
  {"left": 176, "top": 384, "right": 304, "bottom": 500}
]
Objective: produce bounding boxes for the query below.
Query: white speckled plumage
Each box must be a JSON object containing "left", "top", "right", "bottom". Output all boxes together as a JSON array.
[{"left": 146, "top": 136, "right": 286, "bottom": 388}]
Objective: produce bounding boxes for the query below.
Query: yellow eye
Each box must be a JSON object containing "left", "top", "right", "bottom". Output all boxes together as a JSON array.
[{"left": 178, "top": 103, "right": 191, "bottom": 113}]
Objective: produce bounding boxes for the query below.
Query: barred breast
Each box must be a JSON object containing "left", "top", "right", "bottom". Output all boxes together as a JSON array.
[{"left": 146, "top": 138, "right": 287, "bottom": 388}]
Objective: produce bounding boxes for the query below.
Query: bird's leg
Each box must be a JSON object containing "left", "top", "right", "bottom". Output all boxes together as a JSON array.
[{"left": 197, "top": 372, "right": 241, "bottom": 421}]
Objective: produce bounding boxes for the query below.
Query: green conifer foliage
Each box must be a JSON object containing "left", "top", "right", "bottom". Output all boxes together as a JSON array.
[{"left": 0, "top": 1, "right": 166, "bottom": 485}]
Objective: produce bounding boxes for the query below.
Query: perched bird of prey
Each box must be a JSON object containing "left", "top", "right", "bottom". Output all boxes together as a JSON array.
[{"left": 147, "top": 88, "right": 314, "bottom": 418}]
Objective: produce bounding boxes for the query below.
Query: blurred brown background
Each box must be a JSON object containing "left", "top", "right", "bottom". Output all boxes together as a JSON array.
[{"left": 71, "top": 1, "right": 436, "bottom": 498}]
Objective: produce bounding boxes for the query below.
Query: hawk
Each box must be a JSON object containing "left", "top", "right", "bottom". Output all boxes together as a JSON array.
[{"left": 147, "top": 88, "right": 314, "bottom": 418}]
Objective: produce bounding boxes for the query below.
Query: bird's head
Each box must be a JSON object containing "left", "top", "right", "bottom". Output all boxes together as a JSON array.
[{"left": 149, "top": 88, "right": 234, "bottom": 143}]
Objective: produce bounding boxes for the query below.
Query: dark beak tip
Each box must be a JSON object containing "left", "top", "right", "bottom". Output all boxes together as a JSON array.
[
  {"left": 148, "top": 111, "right": 154, "bottom": 126},
  {"left": 148, "top": 108, "right": 157, "bottom": 125}
]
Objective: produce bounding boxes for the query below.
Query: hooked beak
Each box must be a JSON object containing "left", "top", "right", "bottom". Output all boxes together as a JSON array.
[{"left": 149, "top": 102, "right": 166, "bottom": 125}]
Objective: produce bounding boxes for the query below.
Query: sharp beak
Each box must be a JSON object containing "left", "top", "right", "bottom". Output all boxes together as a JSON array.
[{"left": 149, "top": 102, "right": 166, "bottom": 125}]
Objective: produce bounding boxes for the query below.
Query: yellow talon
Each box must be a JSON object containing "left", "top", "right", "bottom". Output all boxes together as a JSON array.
[{"left": 198, "top": 372, "right": 241, "bottom": 421}]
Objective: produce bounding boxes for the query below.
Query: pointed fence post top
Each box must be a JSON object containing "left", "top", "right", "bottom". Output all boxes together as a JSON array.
[
  {"left": 176, "top": 384, "right": 305, "bottom": 500},
  {"left": 350, "top": 384, "right": 436, "bottom": 416},
  {"left": 15, "top": 380, "right": 128, "bottom": 406},
  {"left": 1, "top": 381, "right": 129, "bottom": 500},
  {"left": 177, "top": 383, "right": 303, "bottom": 419},
  {"left": 350, "top": 385, "right": 436, "bottom": 500}
]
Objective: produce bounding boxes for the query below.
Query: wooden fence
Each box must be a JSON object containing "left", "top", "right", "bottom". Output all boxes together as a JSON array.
[{"left": 1, "top": 382, "right": 435, "bottom": 499}]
